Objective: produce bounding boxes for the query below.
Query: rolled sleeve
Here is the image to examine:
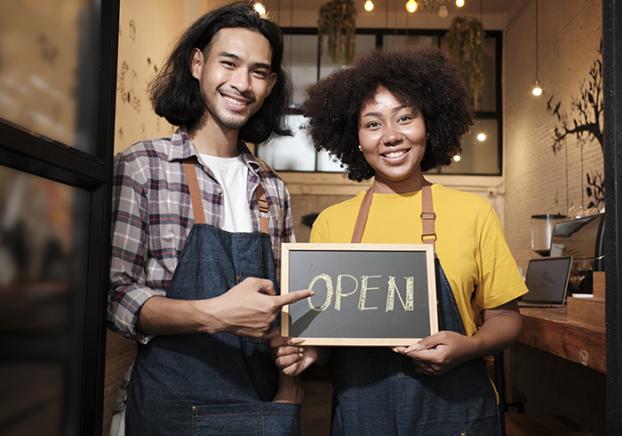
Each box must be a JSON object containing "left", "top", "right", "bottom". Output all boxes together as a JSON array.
[
  {"left": 108, "top": 152, "right": 163, "bottom": 343},
  {"left": 108, "top": 282, "right": 165, "bottom": 344}
]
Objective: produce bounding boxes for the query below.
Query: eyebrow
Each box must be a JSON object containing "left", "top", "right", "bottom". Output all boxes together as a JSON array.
[
  {"left": 216, "top": 51, "right": 272, "bottom": 70},
  {"left": 361, "top": 105, "right": 413, "bottom": 118}
]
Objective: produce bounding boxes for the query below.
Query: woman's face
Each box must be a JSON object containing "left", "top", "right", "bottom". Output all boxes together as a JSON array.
[{"left": 358, "top": 86, "right": 427, "bottom": 193}]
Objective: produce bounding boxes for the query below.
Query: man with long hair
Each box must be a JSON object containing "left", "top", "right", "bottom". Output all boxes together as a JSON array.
[{"left": 108, "top": 3, "right": 310, "bottom": 434}]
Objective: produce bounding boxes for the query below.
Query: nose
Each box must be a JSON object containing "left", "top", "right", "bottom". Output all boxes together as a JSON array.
[
  {"left": 230, "top": 68, "right": 251, "bottom": 93},
  {"left": 382, "top": 125, "right": 403, "bottom": 147}
]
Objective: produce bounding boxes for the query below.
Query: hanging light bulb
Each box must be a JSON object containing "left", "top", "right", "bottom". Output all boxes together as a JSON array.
[
  {"left": 364, "top": 0, "right": 375, "bottom": 11},
  {"left": 455, "top": 0, "right": 465, "bottom": 7},
  {"left": 531, "top": 79, "right": 543, "bottom": 97},
  {"left": 531, "top": 1, "right": 543, "bottom": 97},
  {"left": 253, "top": 1, "right": 267, "bottom": 17},
  {"left": 438, "top": 5, "right": 449, "bottom": 17},
  {"left": 453, "top": 154, "right": 462, "bottom": 162},
  {"left": 476, "top": 131, "right": 487, "bottom": 142},
  {"left": 405, "top": 0, "right": 418, "bottom": 13}
]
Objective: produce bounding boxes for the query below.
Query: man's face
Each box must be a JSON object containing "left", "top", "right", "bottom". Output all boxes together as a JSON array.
[{"left": 191, "top": 27, "right": 277, "bottom": 131}]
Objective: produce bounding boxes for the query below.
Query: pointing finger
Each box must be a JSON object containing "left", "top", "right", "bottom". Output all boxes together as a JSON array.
[{"left": 274, "top": 289, "right": 314, "bottom": 307}]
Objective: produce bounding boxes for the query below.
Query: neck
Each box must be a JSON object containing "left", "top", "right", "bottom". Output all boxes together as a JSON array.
[
  {"left": 188, "top": 115, "right": 240, "bottom": 157},
  {"left": 373, "top": 173, "right": 429, "bottom": 194}
]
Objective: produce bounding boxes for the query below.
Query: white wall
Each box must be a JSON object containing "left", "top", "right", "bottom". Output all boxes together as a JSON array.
[{"left": 504, "top": 0, "right": 603, "bottom": 268}]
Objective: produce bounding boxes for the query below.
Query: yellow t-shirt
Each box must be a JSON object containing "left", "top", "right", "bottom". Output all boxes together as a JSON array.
[{"left": 310, "top": 184, "right": 528, "bottom": 336}]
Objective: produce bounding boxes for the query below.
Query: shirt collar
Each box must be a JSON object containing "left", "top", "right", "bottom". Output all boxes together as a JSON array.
[{"left": 168, "top": 128, "right": 261, "bottom": 175}]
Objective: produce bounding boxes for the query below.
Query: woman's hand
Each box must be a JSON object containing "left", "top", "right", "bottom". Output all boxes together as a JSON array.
[
  {"left": 270, "top": 329, "right": 319, "bottom": 376},
  {"left": 392, "top": 331, "right": 480, "bottom": 375},
  {"left": 393, "top": 300, "right": 523, "bottom": 376}
]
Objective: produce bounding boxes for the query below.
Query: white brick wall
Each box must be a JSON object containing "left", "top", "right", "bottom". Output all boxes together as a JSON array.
[{"left": 504, "top": 0, "right": 603, "bottom": 269}]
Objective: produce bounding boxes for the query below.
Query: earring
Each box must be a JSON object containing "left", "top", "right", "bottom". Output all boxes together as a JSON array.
[{"left": 358, "top": 144, "right": 362, "bottom": 151}]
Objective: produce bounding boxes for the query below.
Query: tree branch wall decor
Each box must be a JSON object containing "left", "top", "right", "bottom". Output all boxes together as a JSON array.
[{"left": 546, "top": 43, "right": 604, "bottom": 209}]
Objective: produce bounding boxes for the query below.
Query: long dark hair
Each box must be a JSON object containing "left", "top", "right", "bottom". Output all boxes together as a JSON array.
[{"left": 150, "top": 2, "right": 291, "bottom": 143}]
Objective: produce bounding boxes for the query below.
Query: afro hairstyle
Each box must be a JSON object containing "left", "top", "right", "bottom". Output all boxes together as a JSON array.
[{"left": 302, "top": 47, "right": 473, "bottom": 181}]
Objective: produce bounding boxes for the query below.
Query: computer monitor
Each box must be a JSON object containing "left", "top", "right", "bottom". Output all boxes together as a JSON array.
[{"left": 520, "top": 256, "right": 573, "bottom": 307}]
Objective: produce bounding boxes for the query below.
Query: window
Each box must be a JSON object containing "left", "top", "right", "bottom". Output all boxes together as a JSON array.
[
  {"left": 0, "top": 1, "right": 118, "bottom": 434},
  {"left": 257, "top": 28, "right": 502, "bottom": 176}
]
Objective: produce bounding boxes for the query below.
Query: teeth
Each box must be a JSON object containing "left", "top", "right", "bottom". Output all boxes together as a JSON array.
[
  {"left": 384, "top": 150, "right": 406, "bottom": 158},
  {"left": 223, "top": 96, "right": 247, "bottom": 107}
]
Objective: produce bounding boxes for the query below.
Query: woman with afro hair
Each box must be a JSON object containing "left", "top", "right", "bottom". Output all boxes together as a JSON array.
[{"left": 272, "top": 48, "right": 527, "bottom": 435}]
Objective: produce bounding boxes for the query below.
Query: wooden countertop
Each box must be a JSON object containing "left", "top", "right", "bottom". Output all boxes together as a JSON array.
[{"left": 518, "top": 307, "right": 606, "bottom": 374}]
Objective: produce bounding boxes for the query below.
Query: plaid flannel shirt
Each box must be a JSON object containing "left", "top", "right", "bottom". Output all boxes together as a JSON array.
[{"left": 108, "top": 129, "right": 295, "bottom": 343}]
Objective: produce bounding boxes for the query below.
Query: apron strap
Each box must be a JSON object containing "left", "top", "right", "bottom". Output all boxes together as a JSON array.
[
  {"left": 351, "top": 184, "right": 375, "bottom": 243},
  {"left": 421, "top": 185, "right": 437, "bottom": 247},
  {"left": 183, "top": 161, "right": 206, "bottom": 225},
  {"left": 183, "top": 160, "right": 271, "bottom": 234},
  {"left": 255, "top": 184, "right": 270, "bottom": 235},
  {"left": 350, "top": 182, "right": 436, "bottom": 248}
]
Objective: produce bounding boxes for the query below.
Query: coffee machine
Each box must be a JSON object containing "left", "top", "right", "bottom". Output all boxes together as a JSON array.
[{"left": 550, "top": 213, "right": 606, "bottom": 293}]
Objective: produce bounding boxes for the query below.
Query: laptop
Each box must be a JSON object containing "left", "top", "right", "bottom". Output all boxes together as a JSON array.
[{"left": 518, "top": 256, "right": 573, "bottom": 307}]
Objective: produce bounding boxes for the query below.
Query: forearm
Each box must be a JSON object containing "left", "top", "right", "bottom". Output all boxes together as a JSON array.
[
  {"left": 470, "top": 301, "right": 523, "bottom": 358},
  {"left": 137, "top": 295, "right": 220, "bottom": 336}
]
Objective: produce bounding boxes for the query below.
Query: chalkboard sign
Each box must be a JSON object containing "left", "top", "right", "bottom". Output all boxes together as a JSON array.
[{"left": 280, "top": 243, "right": 438, "bottom": 346}]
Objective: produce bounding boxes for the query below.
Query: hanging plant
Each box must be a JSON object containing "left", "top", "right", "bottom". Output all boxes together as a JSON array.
[
  {"left": 318, "top": 0, "right": 357, "bottom": 64},
  {"left": 445, "top": 16, "right": 485, "bottom": 106}
]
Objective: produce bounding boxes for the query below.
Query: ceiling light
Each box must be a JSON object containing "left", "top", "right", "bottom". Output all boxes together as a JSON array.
[
  {"left": 253, "top": 1, "right": 267, "bottom": 17},
  {"left": 364, "top": 0, "right": 375, "bottom": 11},
  {"left": 531, "top": 0, "right": 543, "bottom": 97},
  {"left": 476, "top": 132, "right": 487, "bottom": 142},
  {"left": 453, "top": 154, "right": 461, "bottom": 162},
  {"left": 531, "top": 80, "right": 543, "bottom": 97},
  {"left": 405, "top": 0, "right": 418, "bottom": 13}
]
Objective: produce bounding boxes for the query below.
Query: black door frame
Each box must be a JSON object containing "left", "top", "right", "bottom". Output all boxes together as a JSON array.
[
  {"left": 0, "top": 0, "right": 119, "bottom": 434},
  {"left": 603, "top": 1, "right": 621, "bottom": 434}
]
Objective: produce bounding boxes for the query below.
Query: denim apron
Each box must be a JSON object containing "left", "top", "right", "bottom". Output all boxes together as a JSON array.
[
  {"left": 329, "top": 183, "right": 500, "bottom": 436},
  {"left": 125, "top": 161, "right": 299, "bottom": 436}
]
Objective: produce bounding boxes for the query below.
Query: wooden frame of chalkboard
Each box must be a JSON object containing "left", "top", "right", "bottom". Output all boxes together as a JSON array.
[{"left": 280, "top": 243, "right": 438, "bottom": 346}]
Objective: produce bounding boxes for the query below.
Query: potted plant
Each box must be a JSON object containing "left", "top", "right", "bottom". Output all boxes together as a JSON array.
[
  {"left": 445, "top": 16, "right": 485, "bottom": 106},
  {"left": 318, "top": 0, "right": 357, "bottom": 64}
]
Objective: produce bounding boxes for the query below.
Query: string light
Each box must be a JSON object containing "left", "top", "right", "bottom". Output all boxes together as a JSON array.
[
  {"left": 453, "top": 154, "right": 462, "bottom": 162},
  {"left": 405, "top": 0, "right": 418, "bottom": 13},
  {"left": 364, "top": 0, "right": 375, "bottom": 11},
  {"left": 476, "top": 131, "right": 487, "bottom": 142},
  {"left": 253, "top": 1, "right": 267, "bottom": 17},
  {"left": 456, "top": 0, "right": 465, "bottom": 7}
]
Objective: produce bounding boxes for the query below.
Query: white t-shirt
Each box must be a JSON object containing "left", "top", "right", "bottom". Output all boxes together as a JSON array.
[{"left": 200, "top": 153, "right": 253, "bottom": 233}]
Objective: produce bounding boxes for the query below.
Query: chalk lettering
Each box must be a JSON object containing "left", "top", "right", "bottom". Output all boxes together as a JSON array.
[
  {"left": 386, "top": 276, "right": 414, "bottom": 311},
  {"left": 306, "top": 274, "right": 417, "bottom": 312},
  {"left": 358, "top": 275, "right": 382, "bottom": 311},
  {"left": 335, "top": 274, "right": 359, "bottom": 311},
  {"left": 307, "top": 273, "right": 333, "bottom": 312}
]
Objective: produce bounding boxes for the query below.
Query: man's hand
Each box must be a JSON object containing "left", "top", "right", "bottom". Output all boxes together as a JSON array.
[
  {"left": 198, "top": 278, "right": 313, "bottom": 338},
  {"left": 392, "top": 331, "right": 479, "bottom": 375}
]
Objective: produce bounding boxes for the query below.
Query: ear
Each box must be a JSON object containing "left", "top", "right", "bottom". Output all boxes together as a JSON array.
[
  {"left": 265, "top": 71, "right": 278, "bottom": 97},
  {"left": 190, "top": 48, "right": 204, "bottom": 80}
]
